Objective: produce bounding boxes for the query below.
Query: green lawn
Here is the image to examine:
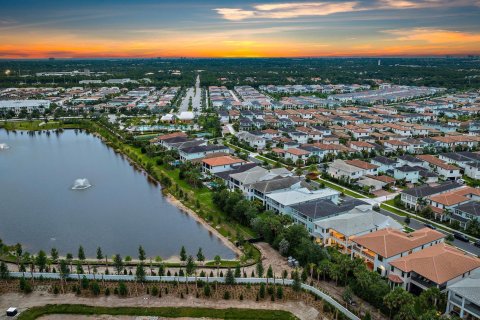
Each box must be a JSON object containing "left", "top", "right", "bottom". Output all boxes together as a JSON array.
[
  {"left": 316, "top": 178, "right": 367, "bottom": 199},
  {"left": 18, "top": 304, "right": 298, "bottom": 320},
  {"left": 1, "top": 120, "right": 84, "bottom": 131}
]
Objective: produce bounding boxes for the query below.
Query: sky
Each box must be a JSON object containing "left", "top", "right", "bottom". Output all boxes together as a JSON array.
[{"left": 0, "top": 0, "right": 479, "bottom": 58}]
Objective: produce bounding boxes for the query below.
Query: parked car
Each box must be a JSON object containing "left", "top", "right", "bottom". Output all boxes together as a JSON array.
[
  {"left": 454, "top": 233, "right": 470, "bottom": 242},
  {"left": 424, "top": 223, "right": 436, "bottom": 230}
]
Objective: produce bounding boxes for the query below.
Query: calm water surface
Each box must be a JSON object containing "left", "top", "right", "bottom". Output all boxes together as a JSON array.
[{"left": 0, "top": 129, "right": 235, "bottom": 259}]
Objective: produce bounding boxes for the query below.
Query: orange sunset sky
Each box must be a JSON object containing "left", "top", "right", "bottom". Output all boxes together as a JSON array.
[{"left": 1, "top": 0, "right": 479, "bottom": 58}]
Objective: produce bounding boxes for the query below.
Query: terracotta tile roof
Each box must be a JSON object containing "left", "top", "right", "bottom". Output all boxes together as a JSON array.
[
  {"left": 350, "top": 141, "right": 375, "bottom": 148},
  {"left": 345, "top": 159, "right": 378, "bottom": 170},
  {"left": 352, "top": 227, "right": 445, "bottom": 258},
  {"left": 153, "top": 132, "right": 187, "bottom": 141},
  {"left": 202, "top": 156, "right": 245, "bottom": 167},
  {"left": 388, "top": 274, "right": 404, "bottom": 284},
  {"left": 390, "top": 243, "right": 480, "bottom": 284},
  {"left": 286, "top": 148, "right": 310, "bottom": 156},
  {"left": 416, "top": 155, "right": 458, "bottom": 170},
  {"left": 366, "top": 175, "right": 396, "bottom": 184},
  {"left": 429, "top": 186, "right": 480, "bottom": 206}
]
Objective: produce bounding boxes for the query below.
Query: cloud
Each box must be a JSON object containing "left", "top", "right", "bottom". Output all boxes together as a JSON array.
[
  {"left": 215, "top": 0, "right": 480, "bottom": 21},
  {"left": 385, "top": 28, "right": 480, "bottom": 44},
  {"left": 215, "top": 2, "right": 360, "bottom": 21}
]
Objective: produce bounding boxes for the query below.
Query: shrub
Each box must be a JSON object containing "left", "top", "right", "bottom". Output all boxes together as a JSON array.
[
  {"left": 259, "top": 283, "right": 266, "bottom": 299},
  {"left": 203, "top": 283, "right": 211, "bottom": 297},
  {"left": 53, "top": 286, "right": 59, "bottom": 295},
  {"left": 223, "top": 291, "right": 230, "bottom": 300},
  {"left": 90, "top": 281, "right": 100, "bottom": 296},
  {"left": 239, "top": 293, "right": 244, "bottom": 301},
  {"left": 276, "top": 286, "right": 283, "bottom": 299},
  {"left": 267, "top": 285, "right": 274, "bottom": 295},
  {"left": 105, "top": 288, "right": 110, "bottom": 296},
  {"left": 118, "top": 282, "right": 128, "bottom": 296},
  {"left": 151, "top": 286, "right": 158, "bottom": 296}
]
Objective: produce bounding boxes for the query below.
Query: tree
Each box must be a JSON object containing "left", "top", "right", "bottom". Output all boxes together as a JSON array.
[
  {"left": 259, "top": 283, "right": 266, "bottom": 298},
  {"left": 418, "top": 287, "right": 443, "bottom": 312},
  {"left": 292, "top": 270, "right": 302, "bottom": 292},
  {"left": 196, "top": 248, "right": 205, "bottom": 264},
  {"left": 113, "top": 254, "right": 123, "bottom": 275},
  {"left": 225, "top": 268, "right": 235, "bottom": 285},
  {"left": 384, "top": 287, "right": 415, "bottom": 319},
  {"left": 135, "top": 263, "right": 146, "bottom": 282},
  {"left": 278, "top": 239, "right": 289, "bottom": 256},
  {"left": 0, "top": 262, "right": 9, "bottom": 280},
  {"left": 66, "top": 253, "right": 73, "bottom": 272},
  {"left": 59, "top": 260, "right": 69, "bottom": 285},
  {"left": 138, "top": 245, "right": 146, "bottom": 262},
  {"left": 394, "top": 304, "right": 417, "bottom": 320},
  {"left": 203, "top": 283, "right": 211, "bottom": 297},
  {"left": 50, "top": 248, "right": 59, "bottom": 265},
  {"left": 266, "top": 265, "right": 273, "bottom": 279},
  {"left": 78, "top": 245, "right": 89, "bottom": 274},
  {"left": 180, "top": 246, "right": 187, "bottom": 262},
  {"left": 342, "top": 286, "right": 353, "bottom": 304},
  {"left": 185, "top": 255, "right": 196, "bottom": 277},
  {"left": 256, "top": 261, "right": 264, "bottom": 278},
  {"left": 214, "top": 255, "right": 221, "bottom": 276},
  {"left": 234, "top": 264, "right": 241, "bottom": 278},
  {"left": 35, "top": 250, "right": 47, "bottom": 272},
  {"left": 276, "top": 286, "right": 283, "bottom": 299},
  {"left": 96, "top": 247, "right": 103, "bottom": 261},
  {"left": 15, "top": 243, "right": 22, "bottom": 266}
]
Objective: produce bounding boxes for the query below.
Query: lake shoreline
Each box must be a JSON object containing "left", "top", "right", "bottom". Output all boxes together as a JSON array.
[{"left": 91, "top": 130, "right": 242, "bottom": 260}]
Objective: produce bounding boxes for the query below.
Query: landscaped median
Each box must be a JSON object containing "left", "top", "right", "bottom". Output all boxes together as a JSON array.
[{"left": 18, "top": 305, "right": 298, "bottom": 320}]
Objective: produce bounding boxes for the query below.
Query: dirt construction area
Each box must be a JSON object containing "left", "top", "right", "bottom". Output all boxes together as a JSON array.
[{"left": 0, "top": 292, "right": 322, "bottom": 320}]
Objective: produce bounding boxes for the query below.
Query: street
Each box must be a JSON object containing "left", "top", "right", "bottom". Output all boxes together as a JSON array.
[{"left": 178, "top": 75, "right": 201, "bottom": 115}]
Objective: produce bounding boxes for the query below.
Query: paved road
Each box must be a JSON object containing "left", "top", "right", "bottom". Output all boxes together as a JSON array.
[
  {"left": 8, "top": 273, "right": 358, "bottom": 320},
  {"left": 179, "top": 75, "right": 201, "bottom": 114}
]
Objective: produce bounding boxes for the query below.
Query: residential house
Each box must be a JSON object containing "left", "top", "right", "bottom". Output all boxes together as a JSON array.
[
  {"left": 447, "top": 269, "right": 480, "bottom": 319},
  {"left": 313, "top": 205, "right": 402, "bottom": 252},
  {"left": 389, "top": 244, "right": 480, "bottom": 294},
  {"left": 201, "top": 156, "right": 247, "bottom": 174},
  {"left": 417, "top": 154, "right": 461, "bottom": 180},
  {"left": 400, "top": 181, "right": 463, "bottom": 210},
  {"left": 179, "top": 145, "right": 229, "bottom": 161},
  {"left": 351, "top": 227, "right": 444, "bottom": 277}
]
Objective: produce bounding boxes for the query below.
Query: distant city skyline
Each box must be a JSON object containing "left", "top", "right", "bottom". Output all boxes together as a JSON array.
[{"left": 1, "top": 0, "right": 479, "bottom": 58}]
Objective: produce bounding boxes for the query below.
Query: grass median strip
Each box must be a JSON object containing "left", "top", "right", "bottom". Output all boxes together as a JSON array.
[{"left": 18, "top": 304, "right": 298, "bottom": 320}]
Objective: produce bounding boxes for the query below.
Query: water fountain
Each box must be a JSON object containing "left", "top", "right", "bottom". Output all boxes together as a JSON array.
[
  {"left": 0, "top": 143, "right": 10, "bottom": 150},
  {"left": 71, "top": 178, "right": 92, "bottom": 190}
]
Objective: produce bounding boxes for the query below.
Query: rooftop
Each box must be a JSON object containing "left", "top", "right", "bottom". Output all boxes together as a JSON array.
[
  {"left": 352, "top": 227, "right": 445, "bottom": 258},
  {"left": 390, "top": 243, "right": 480, "bottom": 284},
  {"left": 202, "top": 155, "right": 245, "bottom": 167}
]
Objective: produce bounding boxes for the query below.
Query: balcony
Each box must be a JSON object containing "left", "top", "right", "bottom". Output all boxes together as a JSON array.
[{"left": 411, "top": 274, "right": 437, "bottom": 290}]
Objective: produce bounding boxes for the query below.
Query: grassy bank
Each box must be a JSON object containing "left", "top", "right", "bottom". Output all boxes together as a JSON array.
[{"left": 18, "top": 304, "right": 298, "bottom": 320}]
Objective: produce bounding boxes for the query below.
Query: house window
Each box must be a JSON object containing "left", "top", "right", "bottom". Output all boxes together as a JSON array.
[{"left": 378, "top": 255, "right": 383, "bottom": 262}]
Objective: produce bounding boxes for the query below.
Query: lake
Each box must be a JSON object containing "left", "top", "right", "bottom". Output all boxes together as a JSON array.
[{"left": 0, "top": 128, "right": 235, "bottom": 260}]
